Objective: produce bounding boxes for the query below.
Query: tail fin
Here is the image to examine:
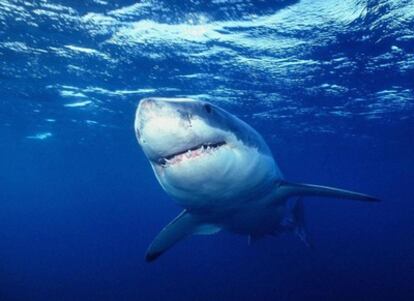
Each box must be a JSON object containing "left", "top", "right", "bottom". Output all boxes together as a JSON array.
[{"left": 276, "top": 181, "right": 381, "bottom": 202}]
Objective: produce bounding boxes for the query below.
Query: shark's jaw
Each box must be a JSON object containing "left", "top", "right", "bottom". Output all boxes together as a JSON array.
[
  {"left": 135, "top": 97, "right": 279, "bottom": 210},
  {"left": 155, "top": 141, "right": 227, "bottom": 167}
]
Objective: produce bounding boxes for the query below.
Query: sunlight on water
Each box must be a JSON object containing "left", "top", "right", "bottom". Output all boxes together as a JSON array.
[{"left": 0, "top": 0, "right": 412, "bottom": 138}]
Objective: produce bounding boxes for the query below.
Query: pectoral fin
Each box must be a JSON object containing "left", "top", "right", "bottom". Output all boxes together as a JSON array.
[
  {"left": 276, "top": 180, "right": 381, "bottom": 202},
  {"left": 145, "top": 210, "right": 220, "bottom": 262}
]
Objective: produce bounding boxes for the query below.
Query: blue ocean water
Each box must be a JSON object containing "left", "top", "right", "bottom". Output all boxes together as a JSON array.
[{"left": 1, "top": 0, "right": 413, "bottom": 300}]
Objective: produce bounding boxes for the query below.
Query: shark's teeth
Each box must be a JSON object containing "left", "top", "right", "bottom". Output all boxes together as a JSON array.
[{"left": 159, "top": 141, "right": 226, "bottom": 167}]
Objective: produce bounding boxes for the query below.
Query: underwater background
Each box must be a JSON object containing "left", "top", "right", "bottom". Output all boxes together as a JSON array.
[{"left": 1, "top": 0, "right": 413, "bottom": 300}]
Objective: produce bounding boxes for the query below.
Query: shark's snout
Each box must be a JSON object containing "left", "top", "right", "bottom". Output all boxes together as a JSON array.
[
  {"left": 135, "top": 97, "right": 205, "bottom": 164},
  {"left": 138, "top": 98, "right": 160, "bottom": 114},
  {"left": 135, "top": 98, "right": 160, "bottom": 127},
  {"left": 135, "top": 98, "right": 164, "bottom": 143}
]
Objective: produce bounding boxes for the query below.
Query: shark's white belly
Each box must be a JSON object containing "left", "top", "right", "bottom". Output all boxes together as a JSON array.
[{"left": 152, "top": 141, "right": 283, "bottom": 211}]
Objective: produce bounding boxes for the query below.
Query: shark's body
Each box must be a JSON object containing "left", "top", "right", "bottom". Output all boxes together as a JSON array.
[{"left": 135, "top": 97, "right": 379, "bottom": 261}]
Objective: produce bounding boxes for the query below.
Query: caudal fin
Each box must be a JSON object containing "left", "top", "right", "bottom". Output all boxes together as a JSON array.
[{"left": 277, "top": 180, "right": 381, "bottom": 202}]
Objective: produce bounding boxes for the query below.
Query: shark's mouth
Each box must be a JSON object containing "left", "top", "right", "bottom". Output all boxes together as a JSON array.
[{"left": 157, "top": 141, "right": 226, "bottom": 167}]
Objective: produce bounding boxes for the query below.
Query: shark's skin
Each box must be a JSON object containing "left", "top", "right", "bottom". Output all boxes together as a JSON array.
[{"left": 134, "top": 97, "right": 380, "bottom": 262}]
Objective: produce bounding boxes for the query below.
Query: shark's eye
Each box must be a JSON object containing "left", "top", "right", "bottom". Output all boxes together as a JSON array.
[{"left": 204, "top": 104, "right": 212, "bottom": 114}]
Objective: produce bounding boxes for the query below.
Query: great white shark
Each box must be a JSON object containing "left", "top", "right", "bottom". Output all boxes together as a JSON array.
[{"left": 134, "top": 97, "right": 380, "bottom": 262}]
